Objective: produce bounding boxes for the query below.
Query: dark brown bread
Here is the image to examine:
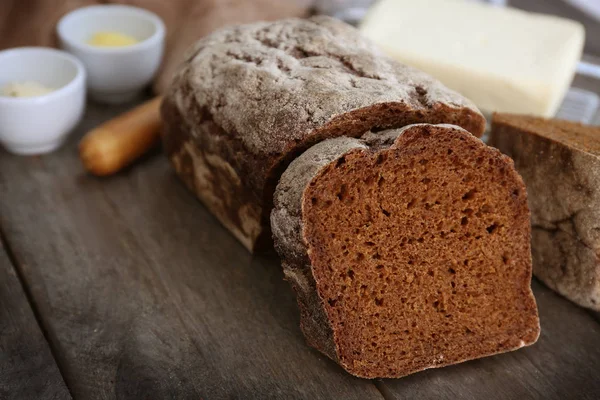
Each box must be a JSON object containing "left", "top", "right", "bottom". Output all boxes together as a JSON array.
[
  {"left": 272, "top": 124, "right": 540, "bottom": 378},
  {"left": 161, "top": 16, "right": 486, "bottom": 252},
  {"left": 490, "top": 113, "right": 600, "bottom": 310}
]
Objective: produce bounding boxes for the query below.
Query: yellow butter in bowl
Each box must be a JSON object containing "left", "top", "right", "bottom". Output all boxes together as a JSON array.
[{"left": 87, "top": 31, "right": 139, "bottom": 47}]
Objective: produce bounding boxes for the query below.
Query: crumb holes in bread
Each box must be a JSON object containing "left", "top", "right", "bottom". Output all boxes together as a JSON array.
[{"left": 300, "top": 127, "right": 534, "bottom": 376}]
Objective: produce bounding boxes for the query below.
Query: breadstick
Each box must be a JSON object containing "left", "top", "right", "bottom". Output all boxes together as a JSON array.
[{"left": 79, "top": 96, "right": 163, "bottom": 176}]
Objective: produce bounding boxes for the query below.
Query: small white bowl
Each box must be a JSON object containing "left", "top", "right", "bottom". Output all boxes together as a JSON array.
[
  {"left": 57, "top": 5, "right": 165, "bottom": 104},
  {"left": 0, "top": 47, "right": 86, "bottom": 155}
]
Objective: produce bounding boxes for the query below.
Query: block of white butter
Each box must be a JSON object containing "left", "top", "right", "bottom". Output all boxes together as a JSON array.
[{"left": 360, "top": 0, "right": 585, "bottom": 117}]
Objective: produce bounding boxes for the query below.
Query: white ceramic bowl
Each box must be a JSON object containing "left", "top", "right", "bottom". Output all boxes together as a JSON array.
[
  {"left": 0, "top": 47, "right": 86, "bottom": 155},
  {"left": 57, "top": 5, "right": 165, "bottom": 104}
]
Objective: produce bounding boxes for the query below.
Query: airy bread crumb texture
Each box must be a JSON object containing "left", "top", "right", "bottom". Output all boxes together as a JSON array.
[{"left": 273, "top": 124, "right": 540, "bottom": 378}]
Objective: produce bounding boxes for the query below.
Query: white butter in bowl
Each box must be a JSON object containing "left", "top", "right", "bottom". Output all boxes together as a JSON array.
[
  {"left": 0, "top": 47, "right": 86, "bottom": 155},
  {"left": 2, "top": 81, "right": 54, "bottom": 98},
  {"left": 360, "top": 0, "right": 585, "bottom": 117}
]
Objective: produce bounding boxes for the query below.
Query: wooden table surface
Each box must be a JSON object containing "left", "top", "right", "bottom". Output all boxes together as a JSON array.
[{"left": 1, "top": 1, "right": 600, "bottom": 399}]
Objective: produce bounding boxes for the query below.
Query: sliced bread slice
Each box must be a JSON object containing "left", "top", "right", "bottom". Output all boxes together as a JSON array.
[
  {"left": 490, "top": 113, "right": 600, "bottom": 310},
  {"left": 272, "top": 123, "right": 540, "bottom": 378}
]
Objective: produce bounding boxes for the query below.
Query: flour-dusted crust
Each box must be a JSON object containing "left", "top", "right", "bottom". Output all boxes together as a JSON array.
[
  {"left": 271, "top": 136, "right": 367, "bottom": 360},
  {"left": 272, "top": 124, "right": 539, "bottom": 378},
  {"left": 161, "top": 16, "right": 485, "bottom": 252},
  {"left": 490, "top": 114, "right": 600, "bottom": 310}
]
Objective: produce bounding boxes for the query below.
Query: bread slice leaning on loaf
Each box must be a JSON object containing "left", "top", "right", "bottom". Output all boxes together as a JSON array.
[
  {"left": 490, "top": 114, "right": 600, "bottom": 310},
  {"left": 161, "top": 15, "right": 486, "bottom": 252},
  {"left": 272, "top": 124, "right": 540, "bottom": 378}
]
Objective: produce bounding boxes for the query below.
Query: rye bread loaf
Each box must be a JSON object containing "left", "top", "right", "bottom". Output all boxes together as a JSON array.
[
  {"left": 271, "top": 124, "right": 540, "bottom": 378},
  {"left": 161, "top": 16, "right": 486, "bottom": 252},
  {"left": 490, "top": 113, "right": 600, "bottom": 310}
]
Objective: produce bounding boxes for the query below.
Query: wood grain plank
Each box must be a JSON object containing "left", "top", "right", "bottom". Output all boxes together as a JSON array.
[
  {"left": 0, "top": 237, "right": 71, "bottom": 399},
  {"left": 0, "top": 101, "right": 384, "bottom": 400},
  {"left": 378, "top": 280, "right": 600, "bottom": 400}
]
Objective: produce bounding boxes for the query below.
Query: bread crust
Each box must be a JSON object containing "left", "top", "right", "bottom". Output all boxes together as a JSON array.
[
  {"left": 161, "top": 16, "right": 485, "bottom": 252},
  {"left": 490, "top": 114, "right": 600, "bottom": 310}
]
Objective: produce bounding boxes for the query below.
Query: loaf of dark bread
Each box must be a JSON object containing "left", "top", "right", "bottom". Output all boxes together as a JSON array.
[
  {"left": 490, "top": 113, "right": 600, "bottom": 310},
  {"left": 161, "top": 16, "right": 486, "bottom": 252},
  {"left": 272, "top": 124, "right": 540, "bottom": 378}
]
